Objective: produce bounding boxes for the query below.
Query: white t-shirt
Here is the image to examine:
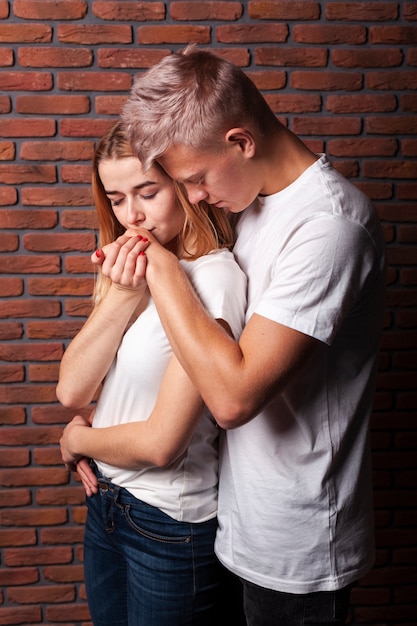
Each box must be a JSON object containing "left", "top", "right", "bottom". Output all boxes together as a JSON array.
[
  {"left": 215, "top": 155, "right": 386, "bottom": 593},
  {"left": 93, "top": 249, "right": 247, "bottom": 523}
]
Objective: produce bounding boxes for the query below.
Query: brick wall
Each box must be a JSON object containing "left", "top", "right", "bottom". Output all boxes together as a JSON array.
[{"left": 0, "top": 1, "right": 416, "bottom": 624}]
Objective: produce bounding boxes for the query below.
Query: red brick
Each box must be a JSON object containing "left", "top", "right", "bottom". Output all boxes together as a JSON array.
[
  {"left": 58, "top": 24, "right": 132, "bottom": 44},
  {"left": 363, "top": 160, "right": 417, "bottom": 179},
  {"left": 0, "top": 164, "right": 56, "bottom": 184},
  {"left": 366, "top": 116, "right": 417, "bottom": 134},
  {"left": 0, "top": 300, "right": 62, "bottom": 320},
  {"left": 21, "top": 187, "right": 92, "bottom": 206},
  {"left": 0, "top": 365, "right": 25, "bottom": 383},
  {"left": 0, "top": 23, "right": 51, "bottom": 42},
  {"left": 60, "top": 117, "right": 114, "bottom": 138},
  {"left": 292, "top": 116, "right": 362, "bottom": 135},
  {"left": 0, "top": 187, "right": 17, "bottom": 205},
  {"left": 13, "top": 0, "right": 87, "bottom": 20},
  {"left": 17, "top": 95, "right": 91, "bottom": 115},
  {"left": 293, "top": 24, "right": 366, "bottom": 44},
  {"left": 217, "top": 23, "right": 288, "bottom": 43},
  {"left": 267, "top": 94, "right": 321, "bottom": 113},
  {"left": 291, "top": 70, "right": 362, "bottom": 91},
  {"left": 0, "top": 408, "right": 26, "bottom": 426},
  {"left": 46, "top": 603, "right": 91, "bottom": 623},
  {"left": 43, "top": 564, "right": 84, "bottom": 583},
  {"left": 370, "top": 25, "right": 417, "bottom": 44},
  {"left": 5, "top": 545, "right": 72, "bottom": 566},
  {"left": 18, "top": 46, "right": 92, "bottom": 67},
  {"left": 93, "top": 0, "right": 165, "bottom": 21},
  {"left": 0, "top": 141, "right": 15, "bottom": 159},
  {"left": 138, "top": 24, "right": 210, "bottom": 44},
  {"left": 255, "top": 46, "right": 327, "bottom": 67},
  {"left": 328, "top": 138, "right": 398, "bottom": 157},
  {"left": 61, "top": 210, "right": 98, "bottom": 230},
  {"left": 0, "top": 605, "right": 41, "bottom": 624},
  {"left": 41, "top": 527, "right": 84, "bottom": 545},
  {"left": 0, "top": 71, "right": 52, "bottom": 91},
  {"left": 28, "top": 363, "right": 60, "bottom": 382},
  {"left": 0, "top": 277, "right": 24, "bottom": 296},
  {"left": 27, "top": 321, "right": 84, "bottom": 339},
  {"left": 65, "top": 298, "right": 94, "bottom": 317},
  {"left": 61, "top": 164, "right": 92, "bottom": 183},
  {"left": 24, "top": 233, "right": 94, "bottom": 253},
  {"left": 326, "top": 94, "right": 397, "bottom": 113},
  {"left": 325, "top": 2, "right": 399, "bottom": 21},
  {"left": 58, "top": 71, "right": 132, "bottom": 92},
  {"left": 95, "top": 94, "right": 127, "bottom": 114},
  {"left": 249, "top": 1, "right": 320, "bottom": 20},
  {"left": 28, "top": 276, "right": 94, "bottom": 296},
  {"left": 0, "top": 254, "right": 60, "bottom": 273},
  {"left": 0, "top": 96, "right": 11, "bottom": 112},
  {"left": 0, "top": 322, "right": 23, "bottom": 340},
  {"left": 0, "top": 118, "right": 55, "bottom": 137},
  {"left": 0, "top": 48, "right": 13, "bottom": 66},
  {"left": 367, "top": 70, "right": 417, "bottom": 90},
  {"left": 37, "top": 487, "right": 86, "bottom": 507},
  {"left": 171, "top": 1, "right": 242, "bottom": 20},
  {"left": 332, "top": 48, "right": 403, "bottom": 68},
  {"left": 97, "top": 47, "right": 169, "bottom": 68},
  {"left": 20, "top": 140, "right": 93, "bottom": 161}
]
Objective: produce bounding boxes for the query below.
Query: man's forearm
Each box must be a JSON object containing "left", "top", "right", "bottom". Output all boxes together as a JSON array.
[{"left": 145, "top": 250, "right": 247, "bottom": 424}]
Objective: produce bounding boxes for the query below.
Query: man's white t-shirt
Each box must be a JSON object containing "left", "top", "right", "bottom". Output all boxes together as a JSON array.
[
  {"left": 93, "top": 249, "right": 247, "bottom": 523},
  {"left": 215, "top": 155, "right": 386, "bottom": 593}
]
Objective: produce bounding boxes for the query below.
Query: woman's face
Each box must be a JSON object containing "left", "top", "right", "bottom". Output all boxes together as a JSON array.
[{"left": 98, "top": 156, "right": 185, "bottom": 248}]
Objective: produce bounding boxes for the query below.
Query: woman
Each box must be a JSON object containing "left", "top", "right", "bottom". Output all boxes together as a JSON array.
[{"left": 57, "top": 122, "right": 247, "bottom": 625}]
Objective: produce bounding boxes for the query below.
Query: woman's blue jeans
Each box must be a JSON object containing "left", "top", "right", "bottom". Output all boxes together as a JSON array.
[
  {"left": 83, "top": 470, "right": 244, "bottom": 626},
  {"left": 242, "top": 578, "right": 354, "bottom": 625}
]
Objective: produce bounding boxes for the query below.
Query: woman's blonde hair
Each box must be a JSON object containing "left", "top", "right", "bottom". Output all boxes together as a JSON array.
[
  {"left": 92, "top": 121, "right": 233, "bottom": 301},
  {"left": 122, "top": 45, "right": 279, "bottom": 172}
]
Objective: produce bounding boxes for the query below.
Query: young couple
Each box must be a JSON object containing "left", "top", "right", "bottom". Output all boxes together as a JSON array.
[{"left": 58, "top": 46, "right": 386, "bottom": 626}]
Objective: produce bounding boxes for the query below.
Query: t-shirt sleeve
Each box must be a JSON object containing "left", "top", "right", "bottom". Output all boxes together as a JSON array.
[
  {"left": 255, "top": 216, "right": 378, "bottom": 345},
  {"left": 185, "top": 251, "right": 247, "bottom": 340}
]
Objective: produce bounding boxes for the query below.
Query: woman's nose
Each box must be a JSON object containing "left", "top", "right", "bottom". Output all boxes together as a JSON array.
[{"left": 126, "top": 198, "right": 145, "bottom": 224}]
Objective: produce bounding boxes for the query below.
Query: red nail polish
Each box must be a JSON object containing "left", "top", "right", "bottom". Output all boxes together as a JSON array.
[
  {"left": 142, "top": 237, "right": 148, "bottom": 243},
  {"left": 137, "top": 235, "right": 143, "bottom": 241},
  {"left": 95, "top": 249, "right": 102, "bottom": 258}
]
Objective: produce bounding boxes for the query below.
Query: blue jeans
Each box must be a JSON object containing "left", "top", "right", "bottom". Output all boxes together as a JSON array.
[
  {"left": 83, "top": 469, "right": 245, "bottom": 626},
  {"left": 242, "top": 578, "right": 354, "bottom": 625}
]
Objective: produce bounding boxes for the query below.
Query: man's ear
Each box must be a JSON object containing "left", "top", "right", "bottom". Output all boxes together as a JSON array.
[{"left": 225, "top": 128, "right": 256, "bottom": 158}]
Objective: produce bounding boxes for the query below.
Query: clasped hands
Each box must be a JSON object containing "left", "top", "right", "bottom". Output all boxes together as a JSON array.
[{"left": 91, "top": 229, "right": 153, "bottom": 289}]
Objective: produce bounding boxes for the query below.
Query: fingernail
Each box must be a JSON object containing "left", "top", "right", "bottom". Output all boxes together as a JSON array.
[
  {"left": 142, "top": 237, "right": 148, "bottom": 243},
  {"left": 95, "top": 249, "right": 102, "bottom": 258},
  {"left": 137, "top": 235, "right": 143, "bottom": 241}
]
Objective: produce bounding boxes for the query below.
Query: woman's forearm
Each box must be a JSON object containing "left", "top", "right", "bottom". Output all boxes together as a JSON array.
[{"left": 56, "top": 284, "right": 146, "bottom": 409}]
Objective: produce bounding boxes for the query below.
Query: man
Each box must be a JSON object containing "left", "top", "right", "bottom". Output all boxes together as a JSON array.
[{"left": 121, "top": 46, "right": 386, "bottom": 625}]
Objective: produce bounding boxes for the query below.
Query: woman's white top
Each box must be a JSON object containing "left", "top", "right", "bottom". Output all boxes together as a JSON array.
[{"left": 93, "top": 249, "right": 247, "bottom": 523}]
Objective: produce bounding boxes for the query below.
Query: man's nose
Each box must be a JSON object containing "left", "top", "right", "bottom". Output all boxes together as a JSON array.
[{"left": 185, "top": 184, "right": 209, "bottom": 204}]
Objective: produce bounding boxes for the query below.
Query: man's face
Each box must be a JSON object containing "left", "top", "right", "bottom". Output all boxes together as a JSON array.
[{"left": 158, "top": 141, "right": 259, "bottom": 214}]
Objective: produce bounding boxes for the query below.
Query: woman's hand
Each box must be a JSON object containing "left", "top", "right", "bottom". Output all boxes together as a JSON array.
[
  {"left": 75, "top": 457, "right": 99, "bottom": 497},
  {"left": 92, "top": 233, "right": 150, "bottom": 289},
  {"left": 60, "top": 414, "right": 91, "bottom": 466}
]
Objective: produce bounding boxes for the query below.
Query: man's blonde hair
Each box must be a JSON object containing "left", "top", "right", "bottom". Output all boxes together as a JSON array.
[{"left": 122, "top": 45, "right": 277, "bottom": 171}]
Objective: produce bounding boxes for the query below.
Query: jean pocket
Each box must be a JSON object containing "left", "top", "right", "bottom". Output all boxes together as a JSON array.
[{"left": 123, "top": 503, "right": 191, "bottom": 544}]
